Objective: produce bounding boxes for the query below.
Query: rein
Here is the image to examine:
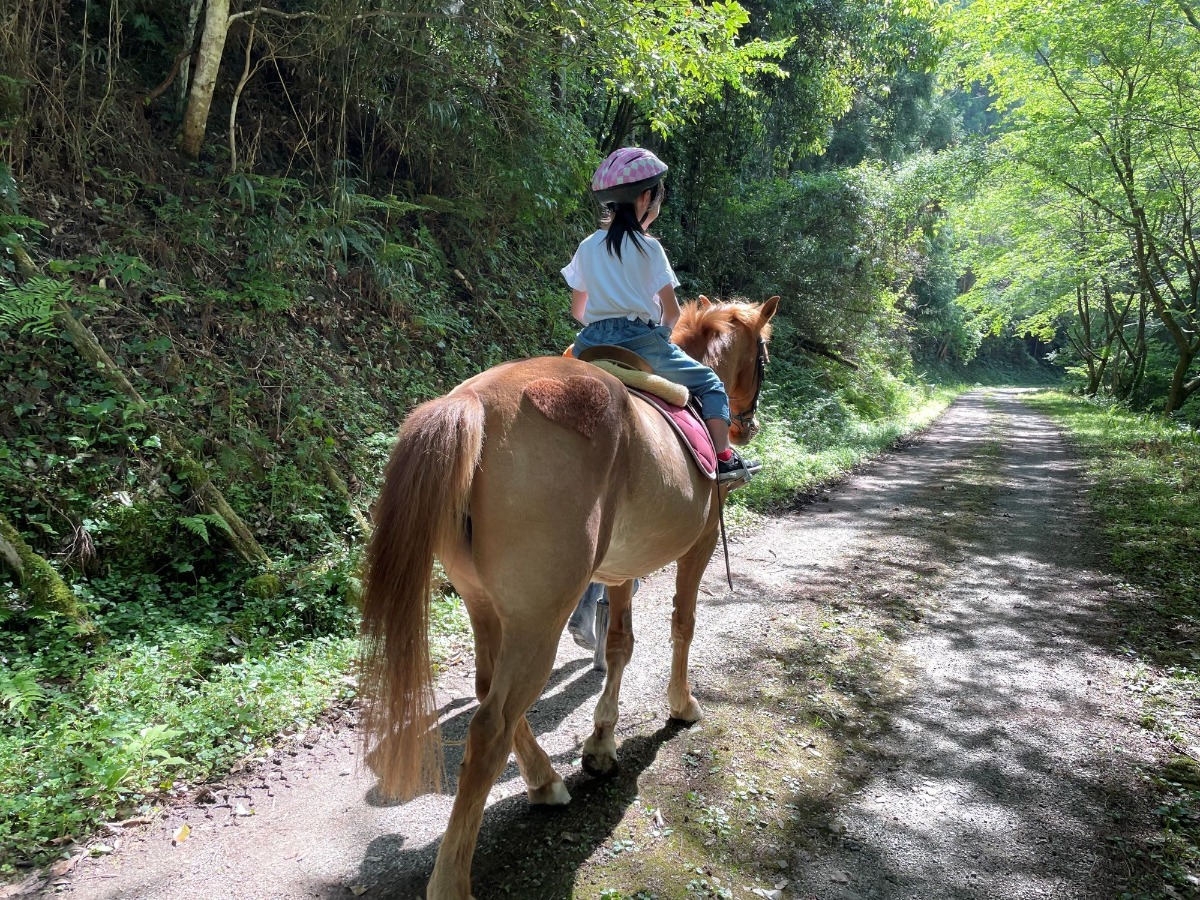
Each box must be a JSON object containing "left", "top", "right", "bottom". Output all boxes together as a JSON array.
[
  {"left": 730, "top": 337, "right": 768, "bottom": 432},
  {"left": 717, "top": 487, "right": 733, "bottom": 591},
  {"left": 718, "top": 334, "right": 769, "bottom": 591}
]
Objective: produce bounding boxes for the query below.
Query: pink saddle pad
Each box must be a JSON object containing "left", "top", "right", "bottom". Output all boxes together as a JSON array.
[{"left": 628, "top": 388, "right": 717, "bottom": 479}]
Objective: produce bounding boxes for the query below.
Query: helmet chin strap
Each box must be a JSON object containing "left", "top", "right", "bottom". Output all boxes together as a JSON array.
[{"left": 637, "top": 184, "right": 661, "bottom": 226}]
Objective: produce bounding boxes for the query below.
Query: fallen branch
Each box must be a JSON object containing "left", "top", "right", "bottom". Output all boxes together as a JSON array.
[
  {"left": 6, "top": 239, "right": 270, "bottom": 567},
  {"left": 322, "top": 458, "right": 372, "bottom": 540},
  {"left": 795, "top": 336, "right": 858, "bottom": 370}
]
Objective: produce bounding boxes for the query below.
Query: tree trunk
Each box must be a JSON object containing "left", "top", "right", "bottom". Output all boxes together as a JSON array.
[
  {"left": 180, "top": 0, "right": 231, "bottom": 159},
  {"left": 1167, "top": 349, "right": 1199, "bottom": 413},
  {"left": 600, "top": 96, "right": 638, "bottom": 156},
  {"left": 0, "top": 511, "right": 95, "bottom": 631},
  {"left": 1072, "top": 282, "right": 1102, "bottom": 395},
  {"left": 179, "top": 0, "right": 206, "bottom": 112}
]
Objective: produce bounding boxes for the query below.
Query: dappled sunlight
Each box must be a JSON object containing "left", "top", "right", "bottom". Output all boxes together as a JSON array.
[
  {"left": 179, "top": 389, "right": 1158, "bottom": 900},
  {"left": 586, "top": 390, "right": 1149, "bottom": 900}
]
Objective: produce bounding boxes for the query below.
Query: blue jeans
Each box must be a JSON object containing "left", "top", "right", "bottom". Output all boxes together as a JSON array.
[
  {"left": 574, "top": 317, "right": 730, "bottom": 423},
  {"left": 567, "top": 579, "right": 641, "bottom": 670}
]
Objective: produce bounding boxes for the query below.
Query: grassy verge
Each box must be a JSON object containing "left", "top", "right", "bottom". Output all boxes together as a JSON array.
[
  {"left": 0, "top": 570, "right": 470, "bottom": 875},
  {"left": 1022, "top": 390, "right": 1200, "bottom": 897},
  {"left": 729, "top": 361, "right": 957, "bottom": 522}
]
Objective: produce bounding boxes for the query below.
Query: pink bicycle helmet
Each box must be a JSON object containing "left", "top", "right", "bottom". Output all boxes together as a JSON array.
[{"left": 591, "top": 147, "right": 668, "bottom": 204}]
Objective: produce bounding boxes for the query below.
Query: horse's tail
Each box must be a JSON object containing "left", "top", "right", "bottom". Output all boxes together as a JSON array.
[{"left": 359, "top": 389, "right": 484, "bottom": 800}]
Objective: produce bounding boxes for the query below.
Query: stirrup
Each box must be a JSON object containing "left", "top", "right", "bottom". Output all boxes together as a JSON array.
[{"left": 717, "top": 450, "right": 761, "bottom": 483}]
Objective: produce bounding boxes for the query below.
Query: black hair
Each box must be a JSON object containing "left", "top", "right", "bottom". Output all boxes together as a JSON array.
[{"left": 602, "top": 181, "right": 663, "bottom": 260}]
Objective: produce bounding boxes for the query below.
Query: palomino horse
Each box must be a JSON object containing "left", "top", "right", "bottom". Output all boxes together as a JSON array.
[{"left": 361, "top": 296, "right": 779, "bottom": 899}]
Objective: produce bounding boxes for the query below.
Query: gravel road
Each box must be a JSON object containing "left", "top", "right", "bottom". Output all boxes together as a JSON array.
[{"left": 58, "top": 389, "right": 1156, "bottom": 900}]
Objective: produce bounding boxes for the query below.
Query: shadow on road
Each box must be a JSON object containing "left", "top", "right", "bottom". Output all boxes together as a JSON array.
[
  {"left": 328, "top": 721, "right": 688, "bottom": 899},
  {"left": 366, "top": 657, "right": 600, "bottom": 808}
]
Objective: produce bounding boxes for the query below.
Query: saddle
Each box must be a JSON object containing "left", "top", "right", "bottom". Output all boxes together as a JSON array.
[{"left": 576, "top": 345, "right": 716, "bottom": 479}]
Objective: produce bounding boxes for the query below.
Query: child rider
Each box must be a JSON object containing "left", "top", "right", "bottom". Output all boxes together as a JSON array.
[{"left": 562, "top": 146, "right": 761, "bottom": 484}]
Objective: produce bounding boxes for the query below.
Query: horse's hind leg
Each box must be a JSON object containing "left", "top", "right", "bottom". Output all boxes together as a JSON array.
[
  {"left": 514, "top": 717, "right": 570, "bottom": 805},
  {"left": 427, "top": 628, "right": 561, "bottom": 900},
  {"left": 581, "top": 578, "right": 636, "bottom": 777},
  {"left": 464, "top": 596, "right": 568, "bottom": 807}
]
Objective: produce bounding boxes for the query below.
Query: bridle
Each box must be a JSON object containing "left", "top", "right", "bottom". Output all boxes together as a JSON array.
[{"left": 730, "top": 337, "right": 768, "bottom": 432}]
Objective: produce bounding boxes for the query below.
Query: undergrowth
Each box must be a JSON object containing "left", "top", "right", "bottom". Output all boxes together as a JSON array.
[
  {"left": 1023, "top": 391, "right": 1200, "bottom": 897},
  {"left": 727, "top": 355, "right": 956, "bottom": 522}
]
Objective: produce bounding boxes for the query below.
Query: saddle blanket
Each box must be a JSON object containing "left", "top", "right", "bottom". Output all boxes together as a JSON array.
[{"left": 628, "top": 387, "right": 717, "bottom": 479}]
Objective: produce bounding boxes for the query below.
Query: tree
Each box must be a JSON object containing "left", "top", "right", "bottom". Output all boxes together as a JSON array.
[
  {"left": 950, "top": 0, "right": 1200, "bottom": 412},
  {"left": 174, "top": 0, "right": 789, "bottom": 162}
]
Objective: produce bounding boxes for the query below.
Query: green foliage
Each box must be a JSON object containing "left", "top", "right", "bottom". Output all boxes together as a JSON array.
[
  {"left": 726, "top": 355, "right": 955, "bottom": 517},
  {"left": 177, "top": 513, "right": 235, "bottom": 546},
  {"left": 0, "top": 668, "right": 46, "bottom": 723},
  {"left": 243, "top": 573, "right": 283, "bottom": 601},
  {"left": 664, "top": 165, "right": 909, "bottom": 356},
  {"left": 0, "top": 623, "right": 357, "bottom": 868},
  {"left": 947, "top": 0, "right": 1200, "bottom": 412},
  {"left": 0, "top": 276, "right": 66, "bottom": 336},
  {"left": 574, "top": 0, "right": 793, "bottom": 136}
]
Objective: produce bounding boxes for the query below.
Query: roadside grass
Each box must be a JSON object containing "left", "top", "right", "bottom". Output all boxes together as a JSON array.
[
  {"left": 0, "top": 567, "right": 471, "bottom": 875},
  {"left": 1022, "top": 390, "right": 1200, "bottom": 897},
  {"left": 728, "top": 364, "right": 957, "bottom": 521}
]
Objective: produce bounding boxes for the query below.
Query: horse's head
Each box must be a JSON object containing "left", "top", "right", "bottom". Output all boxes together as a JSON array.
[{"left": 673, "top": 295, "right": 780, "bottom": 444}]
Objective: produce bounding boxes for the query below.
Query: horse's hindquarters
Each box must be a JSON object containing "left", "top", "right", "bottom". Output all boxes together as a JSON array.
[
  {"left": 439, "top": 358, "right": 714, "bottom": 615},
  {"left": 440, "top": 359, "right": 626, "bottom": 623}
]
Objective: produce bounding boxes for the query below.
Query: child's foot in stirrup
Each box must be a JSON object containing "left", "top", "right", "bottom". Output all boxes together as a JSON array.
[
  {"left": 567, "top": 583, "right": 604, "bottom": 651},
  {"left": 717, "top": 449, "right": 761, "bottom": 483}
]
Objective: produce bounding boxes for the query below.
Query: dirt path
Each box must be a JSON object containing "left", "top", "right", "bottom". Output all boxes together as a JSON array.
[{"left": 59, "top": 389, "right": 1158, "bottom": 899}]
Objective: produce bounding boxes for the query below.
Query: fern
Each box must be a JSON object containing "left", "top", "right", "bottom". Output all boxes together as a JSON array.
[
  {"left": 178, "top": 513, "right": 236, "bottom": 544},
  {"left": 0, "top": 276, "right": 68, "bottom": 337},
  {"left": 0, "top": 668, "right": 47, "bottom": 723}
]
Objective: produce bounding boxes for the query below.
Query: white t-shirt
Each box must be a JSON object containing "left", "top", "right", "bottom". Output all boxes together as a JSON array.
[{"left": 561, "top": 230, "right": 680, "bottom": 325}]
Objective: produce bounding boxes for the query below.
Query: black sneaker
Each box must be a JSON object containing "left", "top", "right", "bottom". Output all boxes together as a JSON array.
[{"left": 717, "top": 450, "right": 762, "bottom": 483}]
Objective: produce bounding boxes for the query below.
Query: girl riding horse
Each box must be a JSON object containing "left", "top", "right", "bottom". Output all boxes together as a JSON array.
[{"left": 359, "top": 152, "right": 778, "bottom": 900}]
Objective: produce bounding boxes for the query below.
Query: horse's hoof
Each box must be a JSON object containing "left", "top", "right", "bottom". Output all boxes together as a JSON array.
[
  {"left": 582, "top": 751, "right": 619, "bottom": 778},
  {"left": 669, "top": 698, "right": 705, "bottom": 724},
  {"left": 528, "top": 779, "right": 571, "bottom": 806}
]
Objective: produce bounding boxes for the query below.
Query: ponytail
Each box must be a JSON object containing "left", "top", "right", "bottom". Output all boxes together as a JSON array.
[{"left": 602, "top": 182, "right": 662, "bottom": 260}]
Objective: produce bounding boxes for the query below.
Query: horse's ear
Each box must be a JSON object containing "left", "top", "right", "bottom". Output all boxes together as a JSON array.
[
  {"left": 697, "top": 294, "right": 712, "bottom": 309},
  {"left": 759, "top": 296, "right": 780, "bottom": 326}
]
